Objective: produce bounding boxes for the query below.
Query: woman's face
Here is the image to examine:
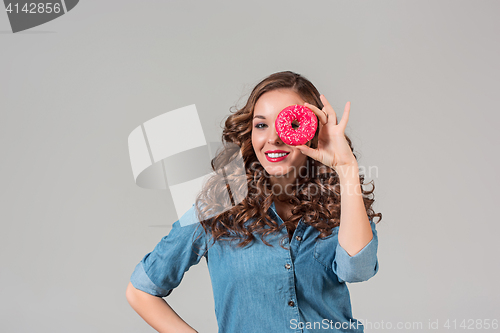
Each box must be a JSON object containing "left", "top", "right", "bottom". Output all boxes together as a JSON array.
[{"left": 251, "top": 89, "right": 311, "bottom": 182}]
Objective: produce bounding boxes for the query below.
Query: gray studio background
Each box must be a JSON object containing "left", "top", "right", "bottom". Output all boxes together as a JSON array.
[{"left": 1, "top": 1, "right": 499, "bottom": 332}]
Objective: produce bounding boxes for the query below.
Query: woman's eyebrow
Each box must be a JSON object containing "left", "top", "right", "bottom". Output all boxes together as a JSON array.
[{"left": 253, "top": 115, "right": 266, "bottom": 119}]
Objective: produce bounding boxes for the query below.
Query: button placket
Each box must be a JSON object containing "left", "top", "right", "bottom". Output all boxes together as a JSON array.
[
  {"left": 270, "top": 202, "right": 302, "bottom": 323},
  {"left": 289, "top": 224, "right": 305, "bottom": 259}
]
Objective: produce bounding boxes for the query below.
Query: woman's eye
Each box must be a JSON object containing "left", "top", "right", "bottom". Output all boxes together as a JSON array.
[{"left": 255, "top": 123, "right": 267, "bottom": 129}]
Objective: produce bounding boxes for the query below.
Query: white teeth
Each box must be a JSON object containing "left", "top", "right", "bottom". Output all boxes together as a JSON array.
[{"left": 267, "top": 153, "right": 288, "bottom": 158}]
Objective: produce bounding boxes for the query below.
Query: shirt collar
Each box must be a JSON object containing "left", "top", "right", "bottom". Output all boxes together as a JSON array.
[
  {"left": 268, "top": 200, "right": 284, "bottom": 225},
  {"left": 268, "top": 200, "right": 305, "bottom": 227}
]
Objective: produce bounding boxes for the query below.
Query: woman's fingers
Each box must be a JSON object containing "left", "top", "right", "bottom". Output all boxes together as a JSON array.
[
  {"left": 338, "top": 101, "right": 350, "bottom": 130},
  {"left": 304, "top": 102, "right": 328, "bottom": 125},
  {"left": 296, "top": 144, "right": 322, "bottom": 162},
  {"left": 319, "top": 95, "right": 338, "bottom": 125},
  {"left": 305, "top": 97, "right": 350, "bottom": 130}
]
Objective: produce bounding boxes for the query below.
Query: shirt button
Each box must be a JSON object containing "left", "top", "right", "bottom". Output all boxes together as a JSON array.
[
  {"left": 295, "top": 236, "right": 302, "bottom": 241},
  {"left": 285, "top": 264, "right": 291, "bottom": 269},
  {"left": 288, "top": 301, "right": 295, "bottom": 307}
]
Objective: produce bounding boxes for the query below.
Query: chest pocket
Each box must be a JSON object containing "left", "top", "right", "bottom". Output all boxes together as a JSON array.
[{"left": 313, "top": 227, "right": 339, "bottom": 271}]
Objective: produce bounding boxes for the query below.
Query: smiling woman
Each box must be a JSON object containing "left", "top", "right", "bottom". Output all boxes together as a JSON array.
[
  {"left": 128, "top": 71, "right": 383, "bottom": 333},
  {"left": 252, "top": 89, "right": 311, "bottom": 182},
  {"left": 194, "top": 71, "right": 381, "bottom": 248}
]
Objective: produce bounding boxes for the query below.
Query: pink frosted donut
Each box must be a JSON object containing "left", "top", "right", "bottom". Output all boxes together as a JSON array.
[{"left": 275, "top": 104, "right": 318, "bottom": 146}]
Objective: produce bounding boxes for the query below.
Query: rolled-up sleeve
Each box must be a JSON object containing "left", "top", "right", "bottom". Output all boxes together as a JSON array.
[
  {"left": 332, "top": 219, "right": 379, "bottom": 283},
  {"left": 130, "top": 205, "right": 208, "bottom": 297}
]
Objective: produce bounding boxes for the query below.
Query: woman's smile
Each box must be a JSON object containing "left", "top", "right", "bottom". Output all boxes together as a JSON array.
[{"left": 265, "top": 150, "right": 290, "bottom": 162}]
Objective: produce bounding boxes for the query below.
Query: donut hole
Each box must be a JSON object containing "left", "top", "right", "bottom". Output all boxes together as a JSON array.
[{"left": 291, "top": 120, "right": 300, "bottom": 130}]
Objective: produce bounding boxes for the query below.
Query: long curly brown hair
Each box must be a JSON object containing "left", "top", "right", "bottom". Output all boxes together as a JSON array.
[{"left": 193, "top": 71, "right": 382, "bottom": 253}]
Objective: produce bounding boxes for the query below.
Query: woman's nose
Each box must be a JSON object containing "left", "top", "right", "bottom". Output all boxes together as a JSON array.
[{"left": 268, "top": 130, "right": 283, "bottom": 145}]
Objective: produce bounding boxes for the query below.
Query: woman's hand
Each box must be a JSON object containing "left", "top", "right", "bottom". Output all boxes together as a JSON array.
[{"left": 295, "top": 95, "right": 358, "bottom": 173}]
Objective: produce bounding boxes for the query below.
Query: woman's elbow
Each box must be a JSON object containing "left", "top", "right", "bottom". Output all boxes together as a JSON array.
[{"left": 126, "top": 281, "right": 140, "bottom": 304}]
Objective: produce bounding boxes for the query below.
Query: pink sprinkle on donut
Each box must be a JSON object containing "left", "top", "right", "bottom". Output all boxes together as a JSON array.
[{"left": 275, "top": 104, "right": 318, "bottom": 146}]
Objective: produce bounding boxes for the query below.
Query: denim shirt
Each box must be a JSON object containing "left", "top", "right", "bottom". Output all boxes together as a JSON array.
[{"left": 130, "top": 202, "right": 379, "bottom": 333}]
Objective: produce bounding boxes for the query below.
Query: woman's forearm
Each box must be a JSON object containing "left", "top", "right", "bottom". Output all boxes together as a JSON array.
[
  {"left": 126, "top": 282, "right": 198, "bottom": 333},
  {"left": 336, "top": 164, "right": 373, "bottom": 256}
]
